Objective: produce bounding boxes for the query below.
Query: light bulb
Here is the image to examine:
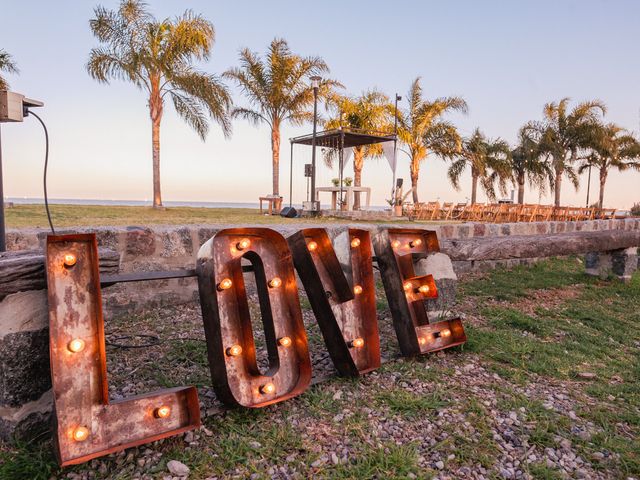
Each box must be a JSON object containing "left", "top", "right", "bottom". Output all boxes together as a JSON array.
[
  {"left": 236, "top": 238, "right": 251, "bottom": 250},
  {"left": 154, "top": 405, "right": 171, "bottom": 418},
  {"left": 278, "top": 336, "right": 292, "bottom": 347},
  {"left": 403, "top": 282, "right": 413, "bottom": 291},
  {"left": 226, "top": 344, "right": 243, "bottom": 357},
  {"left": 260, "top": 382, "right": 276, "bottom": 394},
  {"left": 307, "top": 241, "right": 318, "bottom": 252},
  {"left": 350, "top": 338, "right": 365, "bottom": 348},
  {"left": 440, "top": 328, "right": 452, "bottom": 338},
  {"left": 268, "top": 277, "right": 282, "bottom": 288},
  {"left": 418, "top": 336, "right": 428, "bottom": 346},
  {"left": 418, "top": 285, "right": 430, "bottom": 294},
  {"left": 217, "top": 278, "right": 233, "bottom": 290},
  {"left": 63, "top": 253, "right": 77, "bottom": 267},
  {"left": 73, "top": 426, "right": 89, "bottom": 442},
  {"left": 391, "top": 240, "right": 401, "bottom": 249},
  {"left": 67, "top": 338, "right": 85, "bottom": 353},
  {"left": 353, "top": 285, "right": 363, "bottom": 295},
  {"left": 350, "top": 238, "right": 361, "bottom": 248}
]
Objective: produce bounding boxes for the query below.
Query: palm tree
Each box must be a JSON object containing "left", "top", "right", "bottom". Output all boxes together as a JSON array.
[
  {"left": 0, "top": 49, "right": 18, "bottom": 90},
  {"left": 87, "top": 0, "right": 231, "bottom": 208},
  {"left": 509, "top": 128, "right": 553, "bottom": 204},
  {"left": 525, "top": 98, "right": 605, "bottom": 206},
  {"left": 324, "top": 90, "right": 393, "bottom": 209},
  {"left": 579, "top": 123, "right": 640, "bottom": 208},
  {"left": 396, "top": 77, "right": 467, "bottom": 203},
  {"left": 225, "top": 38, "right": 337, "bottom": 198},
  {"left": 448, "top": 128, "right": 511, "bottom": 204}
]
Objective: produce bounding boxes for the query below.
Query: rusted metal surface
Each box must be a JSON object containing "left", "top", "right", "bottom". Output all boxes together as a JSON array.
[
  {"left": 372, "top": 228, "right": 466, "bottom": 356},
  {"left": 196, "top": 228, "right": 311, "bottom": 408},
  {"left": 288, "top": 228, "right": 380, "bottom": 376},
  {"left": 45, "top": 234, "right": 200, "bottom": 466}
]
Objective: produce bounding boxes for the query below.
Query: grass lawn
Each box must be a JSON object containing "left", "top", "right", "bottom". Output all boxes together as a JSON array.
[
  {"left": 4, "top": 204, "right": 420, "bottom": 229},
  {"left": 0, "top": 257, "right": 638, "bottom": 479}
]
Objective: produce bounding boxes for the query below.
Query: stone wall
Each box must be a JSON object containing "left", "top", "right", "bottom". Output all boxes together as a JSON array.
[{"left": 5, "top": 218, "right": 640, "bottom": 317}]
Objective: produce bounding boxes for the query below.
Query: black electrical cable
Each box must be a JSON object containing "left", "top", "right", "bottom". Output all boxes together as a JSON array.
[{"left": 27, "top": 110, "right": 54, "bottom": 234}]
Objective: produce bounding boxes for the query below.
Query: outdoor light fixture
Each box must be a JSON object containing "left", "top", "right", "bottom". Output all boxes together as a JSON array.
[
  {"left": 197, "top": 228, "right": 312, "bottom": 408},
  {"left": 63, "top": 253, "right": 77, "bottom": 267},
  {"left": 154, "top": 406, "right": 171, "bottom": 419},
  {"left": 307, "top": 241, "right": 318, "bottom": 251},
  {"left": 236, "top": 238, "right": 251, "bottom": 250},
  {"left": 288, "top": 228, "right": 381, "bottom": 377},
  {"left": 351, "top": 237, "right": 361, "bottom": 248},
  {"left": 217, "top": 278, "right": 233, "bottom": 291},
  {"left": 260, "top": 382, "right": 276, "bottom": 395},
  {"left": 305, "top": 75, "right": 322, "bottom": 214},
  {"left": 0, "top": 91, "right": 44, "bottom": 252},
  {"left": 372, "top": 228, "right": 467, "bottom": 356},
  {"left": 46, "top": 234, "right": 200, "bottom": 466},
  {"left": 72, "top": 426, "right": 89, "bottom": 442},
  {"left": 226, "top": 344, "right": 243, "bottom": 357},
  {"left": 67, "top": 338, "right": 85, "bottom": 353}
]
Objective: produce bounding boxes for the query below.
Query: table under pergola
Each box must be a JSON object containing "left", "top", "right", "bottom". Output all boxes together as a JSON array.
[{"left": 288, "top": 128, "right": 396, "bottom": 211}]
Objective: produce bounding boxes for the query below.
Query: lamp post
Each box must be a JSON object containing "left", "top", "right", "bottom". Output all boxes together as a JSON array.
[
  {"left": 0, "top": 124, "right": 5, "bottom": 251},
  {"left": 309, "top": 75, "right": 321, "bottom": 213},
  {"left": 392, "top": 94, "right": 402, "bottom": 205}
]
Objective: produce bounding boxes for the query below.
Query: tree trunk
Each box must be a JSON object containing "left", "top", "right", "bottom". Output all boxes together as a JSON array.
[
  {"left": 598, "top": 168, "right": 607, "bottom": 209},
  {"left": 517, "top": 172, "right": 525, "bottom": 204},
  {"left": 410, "top": 156, "right": 419, "bottom": 204},
  {"left": 271, "top": 120, "right": 280, "bottom": 196},
  {"left": 554, "top": 166, "right": 563, "bottom": 207},
  {"left": 353, "top": 147, "right": 364, "bottom": 210},
  {"left": 471, "top": 171, "right": 478, "bottom": 204},
  {"left": 149, "top": 76, "right": 164, "bottom": 208}
]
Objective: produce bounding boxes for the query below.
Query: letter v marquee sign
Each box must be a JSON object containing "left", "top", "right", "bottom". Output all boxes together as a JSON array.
[{"left": 288, "top": 228, "right": 380, "bottom": 376}]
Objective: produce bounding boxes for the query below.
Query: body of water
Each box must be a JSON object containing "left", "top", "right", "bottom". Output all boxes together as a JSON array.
[{"left": 6, "top": 198, "right": 389, "bottom": 211}]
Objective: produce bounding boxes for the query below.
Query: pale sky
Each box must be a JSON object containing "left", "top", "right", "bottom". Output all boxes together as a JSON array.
[{"left": 1, "top": 0, "right": 639, "bottom": 208}]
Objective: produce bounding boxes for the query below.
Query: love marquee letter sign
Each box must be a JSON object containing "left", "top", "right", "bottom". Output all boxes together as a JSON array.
[{"left": 45, "top": 228, "right": 465, "bottom": 465}]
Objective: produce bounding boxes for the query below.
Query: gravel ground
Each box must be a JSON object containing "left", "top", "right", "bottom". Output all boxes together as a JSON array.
[{"left": 5, "top": 260, "right": 638, "bottom": 480}]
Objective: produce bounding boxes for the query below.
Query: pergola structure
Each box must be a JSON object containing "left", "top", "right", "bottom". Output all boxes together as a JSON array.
[{"left": 288, "top": 127, "right": 397, "bottom": 210}]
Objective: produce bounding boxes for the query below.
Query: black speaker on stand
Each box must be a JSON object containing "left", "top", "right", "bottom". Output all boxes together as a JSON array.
[{"left": 280, "top": 206, "right": 298, "bottom": 218}]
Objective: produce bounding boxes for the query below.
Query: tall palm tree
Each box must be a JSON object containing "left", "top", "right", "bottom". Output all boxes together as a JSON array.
[
  {"left": 448, "top": 128, "right": 511, "bottom": 204},
  {"left": 324, "top": 90, "right": 393, "bottom": 209},
  {"left": 579, "top": 123, "right": 640, "bottom": 208},
  {"left": 87, "top": 0, "right": 231, "bottom": 208},
  {"left": 396, "top": 77, "right": 467, "bottom": 203},
  {"left": 0, "top": 49, "right": 19, "bottom": 90},
  {"left": 525, "top": 98, "right": 605, "bottom": 206},
  {"left": 509, "top": 128, "right": 553, "bottom": 204},
  {"left": 225, "top": 38, "right": 337, "bottom": 198}
]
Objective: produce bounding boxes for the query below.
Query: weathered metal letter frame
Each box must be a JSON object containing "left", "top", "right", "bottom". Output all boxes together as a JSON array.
[
  {"left": 372, "top": 228, "right": 466, "bottom": 356},
  {"left": 46, "top": 234, "right": 200, "bottom": 466},
  {"left": 288, "top": 228, "right": 380, "bottom": 376},
  {"left": 196, "top": 228, "right": 312, "bottom": 407}
]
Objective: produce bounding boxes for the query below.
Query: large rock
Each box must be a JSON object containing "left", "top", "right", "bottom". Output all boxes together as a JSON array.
[{"left": 0, "top": 290, "right": 52, "bottom": 441}]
